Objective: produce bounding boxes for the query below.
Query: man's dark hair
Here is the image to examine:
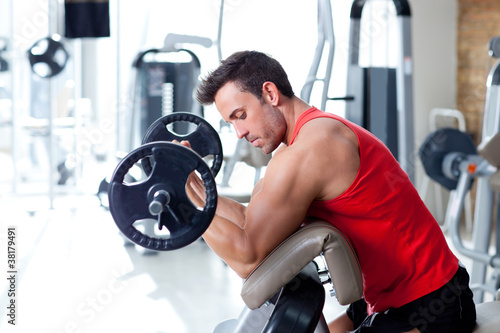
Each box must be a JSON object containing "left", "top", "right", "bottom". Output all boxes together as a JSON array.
[{"left": 196, "top": 50, "right": 295, "bottom": 105}]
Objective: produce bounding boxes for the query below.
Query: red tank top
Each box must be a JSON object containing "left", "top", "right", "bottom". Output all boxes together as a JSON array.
[{"left": 293, "top": 107, "right": 458, "bottom": 314}]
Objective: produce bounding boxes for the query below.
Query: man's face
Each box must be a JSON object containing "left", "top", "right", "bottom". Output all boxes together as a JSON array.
[{"left": 215, "top": 82, "right": 285, "bottom": 154}]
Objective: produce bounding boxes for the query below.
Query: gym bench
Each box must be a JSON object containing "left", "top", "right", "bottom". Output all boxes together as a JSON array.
[{"left": 215, "top": 219, "right": 500, "bottom": 332}]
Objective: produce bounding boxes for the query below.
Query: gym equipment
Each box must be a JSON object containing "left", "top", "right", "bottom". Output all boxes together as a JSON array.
[
  {"left": 116, "top": 0, "right": 221, "bottom": 154},
  {"left": 109, "top": 113, "right": 223, "bottom": 250},
  {"left": 215, "top": 219, "right": 500, "bottom": 332},
  {"left": 419, "top": 36, "right": 500, "bottom": 303},
  {"left": 100, "top": 111, "right": 224, "bottom": 208},
  {"left": 142, "top": 112, "right": 223, "bottom": 177},
  {"left": 24, "top": 32, "right": 75, "bottom": 209},
  {"left": 64, "top": 0, "right": 110, "bottom": 38},
  {"left": 489, "top": 37, "right": 500, "bottom": 58},
  {"left": 108, "top": 141, "right": 217, "bottom": 251},
  {"left": 108, "top": 121, "right": 500, "bottom": 331},
  {"left": 27, "top": 35, "right": 69, "bottom": 78},
  {"left": 108, "top": 113, "right": 223, "bottom": 251},
  {"left": 300, "top": 0, "right": 335, "bottom": 111},
  {"left": 419, "top": 128, "right": 477, "bottom": 191},
  {"left": 107, "top": 31, "right": 214, "bottom": 209},
  {"left": 219, "top": 138, "right": 271, "bottom": 191},
  {"left": 418, "top": 108, "right": 474, "bottom": 231},
  {"left": 0, "top": 37, "right": 8, "bottom": 72},
  {"left": 127, "top": 43, "right": 206, "bottom": 152},
  {"left": 345, "top": 0, "right": 415, "bottom": 183}
]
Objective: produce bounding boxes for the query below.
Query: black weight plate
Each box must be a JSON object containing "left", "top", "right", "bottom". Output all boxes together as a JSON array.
[
  {"left": 142, "top": 112, "right": 223, "bottom": 176},
  {"left": 108, "top": 142, "right": 217, "bottom": 251},
  {"left": 28, "top": 36, "right": 69, "bottom": 78},
  {"left": 419, "top": 128, "right": 477, "bottom": 190}
]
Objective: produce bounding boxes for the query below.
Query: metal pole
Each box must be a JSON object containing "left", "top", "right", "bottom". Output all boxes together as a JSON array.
[
  {"left": 116, "top": 0, "right": 121, "bottom": 154},
  {"left": 216, "top": 0, "right": 225, "bottom": 62},
  {"left": 320, "top": 0, "right": 335, "bottom": 111},
  {"left": 47, "top": 0, "right": 61, "bottom": 209},
  {"left": 9, "top": 0, "right": 17, "bottom": 194},
  {"left": 396, "top": 14, "right": 415, "bottom": 184}
]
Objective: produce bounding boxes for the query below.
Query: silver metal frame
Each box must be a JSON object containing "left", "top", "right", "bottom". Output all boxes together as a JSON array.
[
  {"left": 345, "top": 0, "right": 415, "bottom": 183},
  {"left": 445, "top": 57, "right": 500, "bottom": 303},
  {"left": 300, "top": 0, "right": 335, "bottom": 112},
  {"left": 213, "top": 263, "right": 331, "bottom": 333}
]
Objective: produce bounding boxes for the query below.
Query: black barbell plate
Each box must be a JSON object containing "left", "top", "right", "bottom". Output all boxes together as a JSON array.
[
  {"left": 108, "top": 142, "right": 217, "bottom": 251},
  {"left": 419, "top": 127, "right": 477, "bottom": 190},
  {"left": 28, "top": 36, "right": 69, "bottom": 78},
  {"left": 142, "top": 112, "right": 223, "bottom": 177}
]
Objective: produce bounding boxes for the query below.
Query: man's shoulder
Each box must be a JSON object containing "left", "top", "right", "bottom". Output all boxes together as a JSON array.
[
  {"left": 294, "top": 116, "right": 354, "bottom": 146},
  {"left": 272, "top": 113, "right": 358, "bottom": 164},
  {"left": 267, "top": 116, "right": 360, "bottom": 201}
]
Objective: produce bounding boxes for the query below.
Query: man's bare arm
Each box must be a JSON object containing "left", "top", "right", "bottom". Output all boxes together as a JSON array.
[
  {"left": 190, "top": 119, "right": 360, "bottom": 278},
  {"left": 202, "top": 147, "right": 322, "bottom": 278}
]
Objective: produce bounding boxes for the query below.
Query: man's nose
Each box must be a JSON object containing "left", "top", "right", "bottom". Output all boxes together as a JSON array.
[{"left": 233, "top": 123, "right": 248, "bottom": 139}]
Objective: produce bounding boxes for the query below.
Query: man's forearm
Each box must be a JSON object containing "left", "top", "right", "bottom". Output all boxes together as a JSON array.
[{"left": 202, "top": 213, "right": 259, "bottom": 278}]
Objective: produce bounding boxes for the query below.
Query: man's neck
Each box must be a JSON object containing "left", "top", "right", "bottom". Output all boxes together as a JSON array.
[{"left": 281, "top": 97, "right": 313, "bottom": 146}]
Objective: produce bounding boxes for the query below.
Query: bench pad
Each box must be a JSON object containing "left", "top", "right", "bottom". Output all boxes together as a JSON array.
[{"left": 241, "top": 219, "right": 363, "bottom": 310}]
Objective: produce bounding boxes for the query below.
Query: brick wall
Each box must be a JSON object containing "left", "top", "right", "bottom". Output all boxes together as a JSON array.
[{"left": 457, "top": 0, "right": 500, "bottom": 141}]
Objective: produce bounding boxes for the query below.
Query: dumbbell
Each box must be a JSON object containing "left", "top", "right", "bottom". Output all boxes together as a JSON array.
[{"left": 108, "top": 113, "right": 223, "bottom": 251}]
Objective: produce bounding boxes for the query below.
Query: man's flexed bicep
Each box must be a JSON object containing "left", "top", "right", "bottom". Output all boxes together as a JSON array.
[
  {"left": 202, "top": 147, "right": 321, "bottom": 278},
  {"left": 243, "top": 150, "right": 321, "bottom": 260}
]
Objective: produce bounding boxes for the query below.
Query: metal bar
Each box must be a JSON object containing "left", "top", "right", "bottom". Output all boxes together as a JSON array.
[
  {"left": 319, "top": 0, "right": 335, "bottom": 111},
  {"left": 9, "top": 0, "right": 17, "bottom": 193},
  {"left": 216, "top": 0, "right": 225, "bottom": 62},
  {"left": 395, "top": 16, "right": 415, "bottom": 183},
  {"left": 469, "top": 283, "right": 499, "bottom": 296},
  {"left": 345, "top": 15, "right": 364, "bottom": 127},
  {"left": 496, "top": 197, "right": 500, "bottom": 256},
  {"left": 448, "top": 170, "right": 496, "bottom": 266},
  {"left": 300, "top": 0, "right": 326, "bottom": 104},
  {"left": 48, "top": 0, "right": 58, "bottom": 209},
  {"left": 471, "top": 178, "right": 495, "bottom": 302}
]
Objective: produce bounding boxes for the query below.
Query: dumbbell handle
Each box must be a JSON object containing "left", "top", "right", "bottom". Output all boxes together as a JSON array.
[{"left": 149, "top": 190, "right": 171, "bottom": 216}]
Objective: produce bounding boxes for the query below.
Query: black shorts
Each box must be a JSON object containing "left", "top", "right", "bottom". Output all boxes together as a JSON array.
[{"left": 347, "top": 265, "right": 477, "bottom": 333}]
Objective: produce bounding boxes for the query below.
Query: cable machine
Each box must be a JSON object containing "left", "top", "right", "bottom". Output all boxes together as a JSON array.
[{"left": 345, "top": 0, "right": 415, "bottom": 183}]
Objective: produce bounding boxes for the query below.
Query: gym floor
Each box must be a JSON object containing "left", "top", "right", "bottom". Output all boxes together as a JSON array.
[
  {"left": 0, "top": 196, "right": 346, "bottom": 332},
  {"left": 0, "top": 149, "right": 349, "bottom": 333},
  {"left": 0, "top": 151, "right": 483, "bottom": 333}
]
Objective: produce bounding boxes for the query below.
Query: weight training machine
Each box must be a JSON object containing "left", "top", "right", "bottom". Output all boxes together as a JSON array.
[
  {"left": 126, "top": 37, "right": 210, "bottom": 153},
  {"left": 345, "top": 0, "right": 415, "bottom": 183},
  {"left": 108, "top": 113, "right": 500, "bottom": 332},
  {"left": 419, "top": 36, "right": 500, "bottom": 304}
]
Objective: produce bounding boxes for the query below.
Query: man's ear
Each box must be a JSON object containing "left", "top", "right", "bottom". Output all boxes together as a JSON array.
[{"left": 262, "top": 82, "right": 280, "bottom": 106}]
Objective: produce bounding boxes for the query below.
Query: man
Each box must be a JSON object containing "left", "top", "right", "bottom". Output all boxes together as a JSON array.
[{"left": 186, "top": 50, "right": 476, "bottom": 332}]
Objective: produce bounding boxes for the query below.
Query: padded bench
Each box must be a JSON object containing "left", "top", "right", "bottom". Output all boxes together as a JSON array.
[
  {"left": 239, "top": 219, "right": 500, "bottom": 332},
  {"left": 241, "top": 219, "right": 362, "bottom": 310}
]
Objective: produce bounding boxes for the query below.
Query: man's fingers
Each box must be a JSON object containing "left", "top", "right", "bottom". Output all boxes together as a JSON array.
[
  {"left": 171, "top": 139, "right": 192, "bottom": 148},
  {"left": 180, "top": 140, "right": 192, "bottom": 148}
]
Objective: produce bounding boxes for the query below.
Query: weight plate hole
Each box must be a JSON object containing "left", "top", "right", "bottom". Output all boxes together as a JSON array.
[
  {"left": 185, "top": 170, "right": 208, "bottom": 211},
  {"left": 165, "top": 120, "right": 198, "bottom": 137},
  {"left": 133, "top": 219, "right": 171, "bottom": 239},
  {"left": 122, "top": 161, "right": 146, "bottom": 184}
]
